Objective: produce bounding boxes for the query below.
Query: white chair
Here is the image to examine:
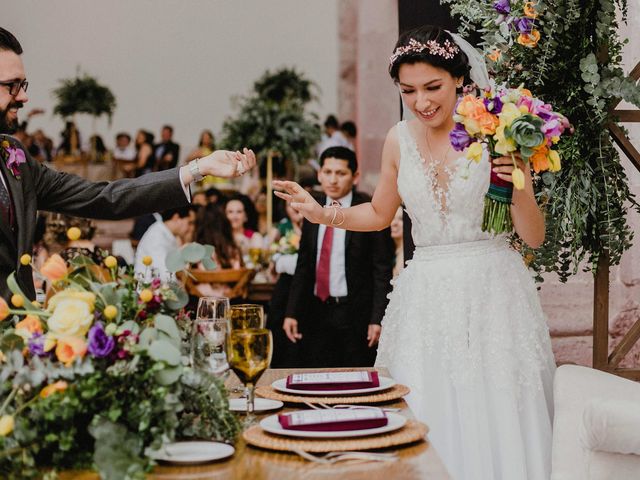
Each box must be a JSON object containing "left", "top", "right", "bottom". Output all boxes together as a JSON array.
[{"left": 552, "top": 364, "right": 640, "bottom": 480}]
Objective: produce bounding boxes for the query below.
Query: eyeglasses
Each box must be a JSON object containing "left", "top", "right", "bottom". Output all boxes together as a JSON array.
[{"left": 0, "top": 79, "right": 28, "bottom": 96}]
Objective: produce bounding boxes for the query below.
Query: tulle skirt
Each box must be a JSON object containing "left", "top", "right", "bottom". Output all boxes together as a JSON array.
[{"left": 376, "top": 238, "right": 556, "bottom": 480}]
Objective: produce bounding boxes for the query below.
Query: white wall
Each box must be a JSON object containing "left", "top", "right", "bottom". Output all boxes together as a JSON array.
[{"left": 4, "top": 0, "right": 338, "bottom": 158}]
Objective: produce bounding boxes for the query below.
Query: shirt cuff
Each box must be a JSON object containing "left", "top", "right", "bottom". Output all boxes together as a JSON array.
[{"left": 178, "top": 167, "right": 192, "bottom": 202}]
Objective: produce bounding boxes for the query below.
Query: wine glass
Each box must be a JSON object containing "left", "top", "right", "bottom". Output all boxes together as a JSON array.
[
  {"left": 226, "top": 328, "right": 273, "bottom": 423},
  {"left": 196, "top": 296, "right": 230, "bottom": 322},
  {"left": 228, "top": 304, "right": 264, "bottom": 330},
  {"left": 248, "top": 247, "right": 262, "bottom": 268},
  {"left": 191, "top": 318, "right": 228, "bottom": 376}
]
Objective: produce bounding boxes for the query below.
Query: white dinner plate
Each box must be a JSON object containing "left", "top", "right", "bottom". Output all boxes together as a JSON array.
[
  {"left": 149, "top": 441, "right": 235, "bottom": 464},
  {"left": 260, "top": 411, "right": 407, "bottom": 439},
  {"left": 271, "top": 376, "right": 396, "bottom": 396},
  {"left": 229, "top": 397, "right": 284, "bottom": 413}
]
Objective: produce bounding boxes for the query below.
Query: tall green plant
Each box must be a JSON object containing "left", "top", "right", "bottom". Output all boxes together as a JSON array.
[
  {"left": 52, "top": 73, "right": 116, "bottom": 124},
  {"left": 443, "top": 0, "right": 640, "bottom": 281},
  {"left": 220, "top": 68, "right": 321, "bottom": 166}
]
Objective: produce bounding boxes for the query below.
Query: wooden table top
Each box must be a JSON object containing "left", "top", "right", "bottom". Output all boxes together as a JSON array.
[{"left": 62, "top": 368, "right": 451, "bottom": 480}]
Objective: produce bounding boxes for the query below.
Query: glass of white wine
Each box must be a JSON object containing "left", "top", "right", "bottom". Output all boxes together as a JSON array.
[
  {"left": 228, "top": 304, "right": 264, "bottom": 330},
  {"left": 227, "top": 328, "right": 273, "bottom": 422}
]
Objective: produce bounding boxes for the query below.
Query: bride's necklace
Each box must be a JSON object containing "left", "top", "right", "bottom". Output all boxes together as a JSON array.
[{"left": 424, "top": 128, "right": 452, "bottom": 181}]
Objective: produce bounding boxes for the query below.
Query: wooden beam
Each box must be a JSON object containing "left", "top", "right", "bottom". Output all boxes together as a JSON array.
[
  {"left": 593, "top": 253, "right": 610, "bottom": 370},
  {"left": 630, "top": 62, "right": 640, "bottom": 81},
  {"left": 611, "top": 110, "right": 640, "bottom": 122},
  {"left": 608, "top": 318, "right": 640, "bottom": 367},
  {"left": 610, "top": 368, "right": 640, "bottom": 381},
  {"left": 609, "top": 123, "right": 640, "bottom": 172}
]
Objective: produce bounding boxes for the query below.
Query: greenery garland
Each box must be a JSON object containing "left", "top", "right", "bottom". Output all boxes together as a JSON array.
[{"left": 442, "top": 0, "right": 640, "bottom": 281}]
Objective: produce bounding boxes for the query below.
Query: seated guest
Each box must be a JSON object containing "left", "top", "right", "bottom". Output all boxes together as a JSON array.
[
  {"left": 134, "top": 206, "right": 196, "bottom": 281},
  {"left": 134, "top": 129, "right": 154, "bottom": 176},
  {"left": 185, "top": 129, "right": 216, "bottom": 163},
  {"left": 43, "top": 213, "right": 108, "bottom": 264},
  {"left": 225, "top": 194, "right": 263, "bottom": 257},
  {"left": 196, "top": 204, "right": 243, "bottom": 269},
  {"left": 112, "top": 132, "right": 137, "bottom": 177},
  {"left": 283, "top": 146, "right": 394, "bottom": 367}
]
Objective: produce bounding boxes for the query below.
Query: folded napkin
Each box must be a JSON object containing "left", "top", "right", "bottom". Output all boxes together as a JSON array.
[
  {"left": 278, "top": 408, "right": 388, "bottom": 431},
  {"left": 286, "top": 371, "right": 380, "bottom": 391}
]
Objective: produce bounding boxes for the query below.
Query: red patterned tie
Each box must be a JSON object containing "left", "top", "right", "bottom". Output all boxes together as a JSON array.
[{"left": 316, "top": 226, "right": 334, "bottom": 301}]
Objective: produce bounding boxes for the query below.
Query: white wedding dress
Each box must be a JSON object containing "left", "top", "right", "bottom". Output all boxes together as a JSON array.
[{"left": 375, "top": 121, "right": 556, "bottom": 480}]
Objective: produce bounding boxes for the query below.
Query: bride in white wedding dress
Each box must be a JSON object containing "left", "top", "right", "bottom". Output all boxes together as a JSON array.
[{"left": 275, "top": 25, "right": 556, "bottom": 480}]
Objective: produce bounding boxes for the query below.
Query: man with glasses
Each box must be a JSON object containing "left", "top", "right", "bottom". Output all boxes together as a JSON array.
[{"left": 0, "top": 27, "right": 256, "bottom": 300}]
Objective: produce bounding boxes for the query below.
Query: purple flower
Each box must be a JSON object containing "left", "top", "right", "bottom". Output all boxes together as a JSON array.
[
  {"left": 493, "top": 0, "right": 511, "bottom": 15},
  {"left": 450, "top": 123, "right": 473, "bottom": 151},
  {"left": 484, "top": 96, "right": 503, "bottom": 114},
  {"left": 28, "top": 333, "right": 49, "bottom": 357},
  {"left": 4, "top": 146, "right": 26, "bottom": 177},
  {"left": 87, "top": 322, "right": 115, "bottom": 358},
  {"left": 515, "top": 17, "right": 534, "bottom": 33},
  {"left": 542, "top": 118, "right": 564, "bottom": 138}
]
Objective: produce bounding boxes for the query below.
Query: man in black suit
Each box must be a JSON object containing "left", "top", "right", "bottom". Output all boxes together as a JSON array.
[
  {"left": 152, "top": 125, "right": 180, "bottom": 171},
  {"left": 0, "top": 27, "right": 255, "bottom": 300},
  {"left": 283, "top": 147, "right": 394, "bottom": 367}
]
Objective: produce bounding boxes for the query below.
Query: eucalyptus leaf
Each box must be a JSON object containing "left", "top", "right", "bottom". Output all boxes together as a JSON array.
[
  {"left": 155, "top": 364, "right": 183, "bottom": 385},
  {"left": 155, "top": 315, "right": 181, "bottom": 342},
  {"left": 148, "top": 339, "right": 181, "bottom": 366},
  {"left": 181, "top": 243, "right": 206, "bottom": 263},
  {"left": 165, "top": 250, "right": 185, "bottom": 273}
]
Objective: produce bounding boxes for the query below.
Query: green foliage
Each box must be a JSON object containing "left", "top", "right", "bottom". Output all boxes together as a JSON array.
[
  {"left": 220, "top": 67, "right": 321, "bottom": 165},
  {"left": 443, "top": 0, "right": 640, "bottom": 280},
  {"left": 52, "top": 72, "right": 116, "bottom": 123}
]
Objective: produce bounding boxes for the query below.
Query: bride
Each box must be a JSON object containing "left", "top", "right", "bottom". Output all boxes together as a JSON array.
[{"left": 274, "top": 25, "right": 556, "bottom": 480}]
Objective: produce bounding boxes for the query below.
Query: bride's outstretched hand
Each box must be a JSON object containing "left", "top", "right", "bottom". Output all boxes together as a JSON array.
[{"left": 273, "top": 180, "right": 326, "bottom": 224}]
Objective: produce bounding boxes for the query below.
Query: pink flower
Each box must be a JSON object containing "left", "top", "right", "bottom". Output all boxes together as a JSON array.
[{"left": 4, "top": 145, "right": 26, "bottom": 178}]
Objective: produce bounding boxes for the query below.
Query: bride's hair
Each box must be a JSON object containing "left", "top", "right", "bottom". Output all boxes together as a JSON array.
[{"left": 389, "top": 26, "right": 470, "bottom": 83}]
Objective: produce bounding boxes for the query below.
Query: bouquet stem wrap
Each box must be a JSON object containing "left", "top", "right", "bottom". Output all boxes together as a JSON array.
[{"left": 483, "top": 167, "right": 513, "bottom": 234}]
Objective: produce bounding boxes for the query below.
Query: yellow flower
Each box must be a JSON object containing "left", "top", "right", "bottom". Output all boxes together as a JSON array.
[
  {"left": 0, "top": 415, "right": 14, "bottom": 436},
  {"left": 40, "top": 380, "right": 68, "bottom": 399},
  {"left": 512, "top": 167, "right": 526, "bottom": 190},
  {"left": 44, "top": 335, "right": 56, "bottom": 352},
  {"left": 494, "top": 124, "right": 517, "bottom": 155},
  {"left": 498, "top": 103, "right": 523, "bottom": 127},
  {"left": 548, "top": 150, "right": 561, "bottom": 172},
  {"left": 20, "top": 254, "right": 31, "bottom": 266},
  {"left": 139, "top": 289, "right": 153, "bottom": 303},
  {"left": 66, "top": 227, "right": 81, "bottom": 241},
  {"left": 1, "top": 140, "right": 9, "bottom": 149},
  {"left": 142, "top": 256, "right": 153, "bottom": 267},
  {"left": 10, "top": 294, "right": 23, "bottom": 308},
  {"left": 55, "top": 337, "right": 87, "bottom": 365},
  {"left": 462, "top": 117, "right": 481, "bottom": 135},
  {"left": 40, "top": 254, "right": 68, "bottom": 282},
  {"left": 103, "top": 305, "right": 118, "bottom": 320},
  {"left": 551, "top": 136, "right": 560, "bottom": 144},
  {"left": 47, "top": 291, "right": 95, "bottom": 338},
  {"left": 517, "top": 30, "right": 541, "bottom": 48},
  {"left": 104, "top": 256, "right": 118, "bottom": 269},
  {"left": 465, "top": 142, "right": 484, "bottom": 163},
  {"left": 0, "top": 297, "right": 8, "bottom": 321}
]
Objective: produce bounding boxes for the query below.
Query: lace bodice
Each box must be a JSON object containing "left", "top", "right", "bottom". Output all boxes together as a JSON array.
[{"left": 396, "top": 120, "right": 497, "bottom": 247}]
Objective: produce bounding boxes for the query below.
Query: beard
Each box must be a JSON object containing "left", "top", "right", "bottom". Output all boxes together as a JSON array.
[{"left": 0, "top": 101, "right": 23, "bottom": 134}]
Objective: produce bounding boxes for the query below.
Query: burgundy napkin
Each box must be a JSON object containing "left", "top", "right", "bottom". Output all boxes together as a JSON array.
[
  {"left": 286, "top": 371, "right": 380, "bottom": 391},
  {"left": 278, "top": 409, "right": 388, "bottom": 431}
]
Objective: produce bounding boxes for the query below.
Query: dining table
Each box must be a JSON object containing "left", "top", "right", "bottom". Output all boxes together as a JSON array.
[{"left": 61, "top": 368, "right": 451, "bottom": 480}]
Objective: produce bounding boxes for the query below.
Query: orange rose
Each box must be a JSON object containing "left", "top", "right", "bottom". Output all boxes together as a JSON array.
[
  {"left": 487, "top": 49, "right": 502, "bottom": 62},
  {"left": 16, "top": 315, "right": 43, "bottom": 335},
  {"left": 40, "top": 380, "right": 68, "bottom": 399},
  {"left": 40, "top": 254, "right": 68, "bottom": 282},
  {"left": 456, "top": 95, "right": 487, "bottom": 119},
  {"left": 517, "top": 30, "right": 541, "bottom": 48},
  {"left": 0, "top": 297, "right": 9, "bottom": 321},
  {"left": 531, "top": 145, "right": 550, "bottom": 173},
  {"left": 476, "top": 112, "right": 500, "bottom": 135},
  {"left": 524, "top": 2, "right": 538, "bottom": 18},
  {"left": 55, "top": 337, "right": 87, "bottom": 366}
]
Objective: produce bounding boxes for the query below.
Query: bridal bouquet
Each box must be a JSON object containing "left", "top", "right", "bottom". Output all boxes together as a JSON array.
[
  {"left": 0, "top": 244, "right": 239, "bottom": 479},
  {"left": 450, "top": 84, "right": 569, "bottom": 233}
]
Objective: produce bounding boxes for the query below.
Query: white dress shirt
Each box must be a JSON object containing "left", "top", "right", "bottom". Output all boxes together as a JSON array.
[
  {"left": 315, "top": 191, "right": 352, "bottom": 297},
  {"left": 134, "top": 221, "right": 178, "bottom": 281}
]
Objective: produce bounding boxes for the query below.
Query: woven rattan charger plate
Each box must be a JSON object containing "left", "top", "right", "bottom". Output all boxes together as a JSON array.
[
  {"left": 243, "top": 420, "right": 428, "bottom": 453},
  {"left": 255, "top": 383, "right": 410, "bottom": 405}
]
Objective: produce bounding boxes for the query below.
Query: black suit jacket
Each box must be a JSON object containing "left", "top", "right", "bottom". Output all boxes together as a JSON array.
[
  {"left": 285, "top": 191, "right": 394, "bottom": 328},
  {"left": 152, "top": 141, "right": 180, "bottom": 171},
  {"left": 0, "top": 135, "right": 189, "bottom": 300}
]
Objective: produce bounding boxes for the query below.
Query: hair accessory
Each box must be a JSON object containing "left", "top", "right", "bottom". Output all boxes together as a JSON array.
[
  {"left": 389, "top": 38, "right": 460, "bottom": 67},
  {"left": 325, "top": 200, "right": 345, "bottom": 227}
]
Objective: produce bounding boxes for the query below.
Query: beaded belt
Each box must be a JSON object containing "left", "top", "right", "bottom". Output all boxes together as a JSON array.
[{"left": 412, "top": 238, "right": 508, "bottom": 261}]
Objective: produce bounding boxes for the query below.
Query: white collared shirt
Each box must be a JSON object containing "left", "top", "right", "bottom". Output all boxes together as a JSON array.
[
  {"left": 315, "top": 191, "right": 353, "bottom": 297},
  {"left": 134, "top": 220, "right": 178, "bottom": 281}
]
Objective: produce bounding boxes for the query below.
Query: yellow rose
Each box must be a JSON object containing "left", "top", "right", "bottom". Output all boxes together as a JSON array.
[
  {"left": 512, "top": 167, "right": 526, "bottom": 190},
  {"left": 548, "top": 150, "right": 561, "bottom": 172},
  {"left": 462, "top": 117, "right": 481, "bottom": 136},
  {"left": 0, "top": 415, "right": 14, "bottom": 436},
  {"left": 56, "top": 337, "right": 87, "bottom": 365},
  {"left": 494, "top": 124, "right": 517, "bottom": 155},
  {"left": 465, "top": 142, "right": 484, "bottom": 163},
  {"left": 47, "top": 292, "right": 95, "bottom": 338},
  {"left": 498, "top": 103, "right": 523, "bottom": 127},
  {"left": 40, "top": 380, "right": 68, "bottom": 399}
]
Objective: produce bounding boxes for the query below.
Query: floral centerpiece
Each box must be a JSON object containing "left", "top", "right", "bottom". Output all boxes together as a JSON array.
[
  {"left": 0, "top": 246, "right": 239, "bottom": 479},
  {"left": 274, "top": 230, "right": 300, "bottom": 256},
  {"left": 450, "top": 83, "right": 570, "bottom": 233}
]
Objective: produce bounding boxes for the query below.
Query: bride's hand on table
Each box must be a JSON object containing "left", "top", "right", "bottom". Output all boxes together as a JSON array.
[{"left": 273, "top": 180, "right": 326, "bottom": 225}]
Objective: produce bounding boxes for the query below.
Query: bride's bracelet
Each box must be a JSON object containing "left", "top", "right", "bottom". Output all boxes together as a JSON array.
[{"left": 324, "top": 200, "right": 345, "bottom": 227}]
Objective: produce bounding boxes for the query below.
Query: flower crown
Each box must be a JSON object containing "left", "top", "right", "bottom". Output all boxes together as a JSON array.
[{"left": 389, "top": 38, "right": 460, "bottom": 67}]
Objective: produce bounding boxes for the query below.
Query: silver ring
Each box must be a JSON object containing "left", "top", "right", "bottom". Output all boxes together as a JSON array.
[{"left": 236, "top": 162, "right": 246, "bottom": 175}]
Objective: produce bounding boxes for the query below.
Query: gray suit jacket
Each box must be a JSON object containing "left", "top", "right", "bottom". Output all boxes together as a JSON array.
[{"left": 0, "top": 134, "right": 189, "bottom": 300}]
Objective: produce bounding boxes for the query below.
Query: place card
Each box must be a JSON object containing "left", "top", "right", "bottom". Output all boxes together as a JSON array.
[
  {"left": 286, "top": 371, "right": 380, "bottom": 390},
  {"left": 278, "top": 408, "right": 388, "bottom": 431}
]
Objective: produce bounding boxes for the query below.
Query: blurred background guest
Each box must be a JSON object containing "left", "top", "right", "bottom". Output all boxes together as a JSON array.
[
  {"left": 196, "top": 204, "right": 243, "bottom": 269},
  {"left": 390, "top": 206, "right": 404, "bottom": 278},
  {"left": 152, "top": 124, "right": 180, "bottom": 171},
  {"left": 112, "top": 132, "right": 137, "bottom": 177},
  {"left": 134, "top": 129, "right": 154, "bottom": 176},
  {"left": 225, "top": 194, "right": 264, "bottom": 259}
]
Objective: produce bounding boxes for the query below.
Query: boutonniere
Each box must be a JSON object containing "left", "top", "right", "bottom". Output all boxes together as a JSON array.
[{"left": 1, "top": 140, "right": 26, "bottom": 179}]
